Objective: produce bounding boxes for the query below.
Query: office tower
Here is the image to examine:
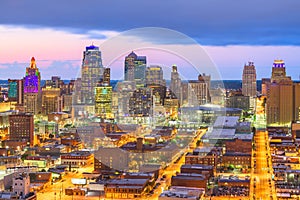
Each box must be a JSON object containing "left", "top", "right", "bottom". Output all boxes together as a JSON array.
[
  {"left": 261, "top": 78, "right": 271, "bottom": 96},
  {"left": 129, "top": 88, "right": 153, "bottom": 116},
  {"left": 80, "top": 45, "right": 103, "bottom": 105},
  {"left": 117, "top": 81, "right": 136, "bottom": 116},
  {"left": 45, "top": 76, "right": 64, "bottom": 88},
  {"left": 95, "top": 86, "right": 113, "bottom": 118},
  {"left": 242, "top": 61, "right": 257, "bottom": 109},
  {"left": 100, "top": 67, "right": 110, "bottom": 86},
  {"left": 293, "top": 83, "right": 300, "bottom": 121},
  {"left": 145, "top": 65, "right": 166, "bottom": 86},
  {"left": 242, "top": 62, "right": 257, "bottom": 97},
  {"left": 42, "top": 87, "right": 62, "bottom": 115},
  {"left": 164, "top": 89, "right": 179, "bottom": 118},
  {"left": 62, "top": 94, "right": 73, "bottom": 112},
  {"left": 146, "top": 65, "right": 166, "bottom": 105},
  {"left": 9, "top": 113, "right": 34, "bottom": 146},
  {"left": 8, "top": 79, "right": 23, "bottom": 104},
  {"left": 188, "top": 73, "right": 211, "bottom": 106},
  {"left": 124, "top": 51, "right": 147, "bottom": 82},
  {"left": 170, "top": 65, "right": 182, "bottom": 105},
  {"left": 23, "top": 57, "right": 41, "bottom": 114},
  {"left": 266, "top": 60, "right": 300, "bottom": 125}
]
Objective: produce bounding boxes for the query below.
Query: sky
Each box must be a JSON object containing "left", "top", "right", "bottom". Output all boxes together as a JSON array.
[{"left": 1, "top": 0, "right": 300, "bottom": 80}]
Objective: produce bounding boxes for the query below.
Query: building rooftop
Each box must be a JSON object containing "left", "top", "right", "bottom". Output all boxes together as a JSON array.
[
  {"left": 202, "top": 128, "right": 236, "bottom": 140},
  {"left": 223, "top": 152, "right": 251, "bottom": 157},
  {"left": 181, "top": 164, "right": 213, "bottom": 170},
  {"left": 106, "top": 178, "right": 149, "bottom": 186},
  {"left": 213, "top": 116, "right": 239, "bottom": 128}
]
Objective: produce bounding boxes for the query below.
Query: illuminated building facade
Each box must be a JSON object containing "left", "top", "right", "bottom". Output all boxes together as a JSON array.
[
  {"left": 145, "top": 65, "right": 166, "bottom": 105},
  {"left": 23, "top": 57, "right": 41, "bottom": 114},
  {"left": 9, "top": 113, "right": 34, "bottom": 146},
  {"left": 188, "top": 73, "right": 211, "bottom": 106},
  {"left": 124, "top": 51, "right": 147, "bottom": 82},
  {"left": 42, "top": 87, "right": 62, "bottom": 115},
  {"left": 242, "top": 61, "right": 257, "bottom": 97},
  {"left": 24, "top": 57, "right": 40, "bottom": 93},
  {"left": 95, "top": 86, "right": 113, "bottom": 118},
  {"left": 170, "top": 65, "right": 182, "bottom": 104},
  {"left": 242, "top": 61, "right": 257, "bottom": 109},
  {"left": 80, "top": 45, "right": 103, "bottom": 105},
  {"left": 145, "top": 65, "right": 165, "bottom": 86},
  {"left": 100, "top": 67, "right": 110, "bottom": 86},
  {"left": 117, "top": 81, "right": 136, "bottom": 116},
  {"left": 129, "top": 88, "right": 153, "bottom": 116},
  {"left": 266, "top": 60, "right": 300, "bottom": 125},
  {"left": 8, "top": 79, "right": 23, "bottom": 104}
]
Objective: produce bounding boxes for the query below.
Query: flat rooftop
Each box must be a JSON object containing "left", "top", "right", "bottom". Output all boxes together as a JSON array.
[{"left": 213, "top": 116, "right": 239, "bottom": 128}]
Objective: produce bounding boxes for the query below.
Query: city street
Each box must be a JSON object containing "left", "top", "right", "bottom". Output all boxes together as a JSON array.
[
  {"left": 250, "top": 96, "right": 277, "bottom": 200},
  {"left": 250, "top": 130, "right": 277, "bottom": 200}
]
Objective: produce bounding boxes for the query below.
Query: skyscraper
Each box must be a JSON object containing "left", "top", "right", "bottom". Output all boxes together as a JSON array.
[
  {"left": 124, "top": 51, "right": 146, "bottom": 82},
  {"left": 145, "top": 65, "right": 166, "bottom": 86},
  {"left": 146, "top": 65, "right": 166, "bottom": 105},
  {"left": 23, "top": 57, "right": 41, "bottom": 114},
  {"left": 42, "top": 87, "right": 62, "bottom": 115},
  {"left": 129, "top": 88, "right": 152, "bottom": 116},
  {"left": 266, "top": 60, "right": 300, "bottom": 125},
  {"left": 242, "top": 61, "right": 257, "bottom": 97},
  {"left": 80, "top": 45, "right": 103, "bottom": 105},
  {"left": 8, "top": 79, "right": 23, "bottom": 104},
  {"left": 188, "top": 73, "right": 211, "bottom": 106},
  {"left": 95, "top": 86, "right": 113, "bottom": 118},
  {"left": 170, "top": 65, "right": 182, "bottom": 104}
]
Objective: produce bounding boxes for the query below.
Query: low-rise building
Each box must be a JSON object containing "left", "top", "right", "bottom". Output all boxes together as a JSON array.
[
  {"left": 222, "top": 152, "right": 251, "bottom": 169},
  {"left": 104, "top": 178, "right": 150, "bottom": 199},
  {"left": 171, "top": 173, "right": 207, "bottom": 190},
  {"left": 60, "top": 151, "right": 94, "bottom": 168}
]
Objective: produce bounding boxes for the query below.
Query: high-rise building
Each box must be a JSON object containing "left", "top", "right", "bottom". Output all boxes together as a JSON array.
[
  {"left": 170, "top": 65, "right": 182, "bottom": 105},
  {"left": 42, "top": 87, "right": 62, "bottom": 115},
  {"left": 9, "top": 113, "right": 34, "bottom": 146},
  {"left": 45, "top": 76, "right": 64, "bottom": 88},
  {"left": 261, "top": 78, "right": 270, "bottom": 96},
  {"left": 266, "top": 60, "right": 300, "bottom": 125},
  {"left": 95, "top": 86, "right": 113, "bottom": 118},
  {"left": 129, "top": 88, "right": 153, "bottom": 116},
  {"left": 117, "top": 81, "right": 136, "bottom": 116},
  {"left": 8, "top": 79, "right": 23, "bottom": 104},
  {"left": 100, "top": 67, "right": 111, "bottom": 86},
  {"left": 145, "top": 65, "right": 166, "bottom": 105},
  {"left": 80, "top": 45, "right": 103, "bottom": 105},
  {"left": 188, "top": 73, "right": 211, "bottom": 106},
  {"left": 23, "top": 57, "right": 41, "bottom": 114},
  {"left": 124, "top": 51, "right": 146, "bottom": 82},
  {"left": 145, "top": 65, "right": 166, "bottom": 86},
  {"left": 242, "top": 62, "right": 257, "bottom": 97}
]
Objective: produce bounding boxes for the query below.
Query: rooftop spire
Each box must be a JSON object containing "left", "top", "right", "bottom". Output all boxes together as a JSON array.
[{"left": 30, "top": 57, "right": 36, "bottom": 68}]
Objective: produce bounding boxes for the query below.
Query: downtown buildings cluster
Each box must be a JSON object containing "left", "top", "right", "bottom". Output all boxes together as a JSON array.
[{"left": 0, "top": 44, "right": 300, "bottom": 199}]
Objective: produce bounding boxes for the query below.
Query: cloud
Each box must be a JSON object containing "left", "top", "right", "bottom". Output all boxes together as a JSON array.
[{"left": 0, "top": 0, "right": 300, "bottom": 46}]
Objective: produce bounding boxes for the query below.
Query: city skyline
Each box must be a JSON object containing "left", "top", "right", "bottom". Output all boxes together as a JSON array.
[{"left": 1, "top": 1, "right": 300, "bottom": 80}]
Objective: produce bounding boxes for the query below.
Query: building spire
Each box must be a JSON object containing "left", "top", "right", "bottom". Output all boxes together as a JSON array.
[{"left": 30, "top": 57, "right": 36, "bottom": 68}]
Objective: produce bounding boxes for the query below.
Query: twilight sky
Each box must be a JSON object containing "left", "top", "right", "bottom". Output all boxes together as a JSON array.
[{"left": 1, "top": 0, "right": 300, "bottom": 80}]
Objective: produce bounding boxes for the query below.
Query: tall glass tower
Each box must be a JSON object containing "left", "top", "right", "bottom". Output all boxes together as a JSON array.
[
  {"left": 124, "top": 51, "right": 146, "bottom": 82},
  {"left": 80, "top": 45, "right": 103, "bottom": 104}
]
